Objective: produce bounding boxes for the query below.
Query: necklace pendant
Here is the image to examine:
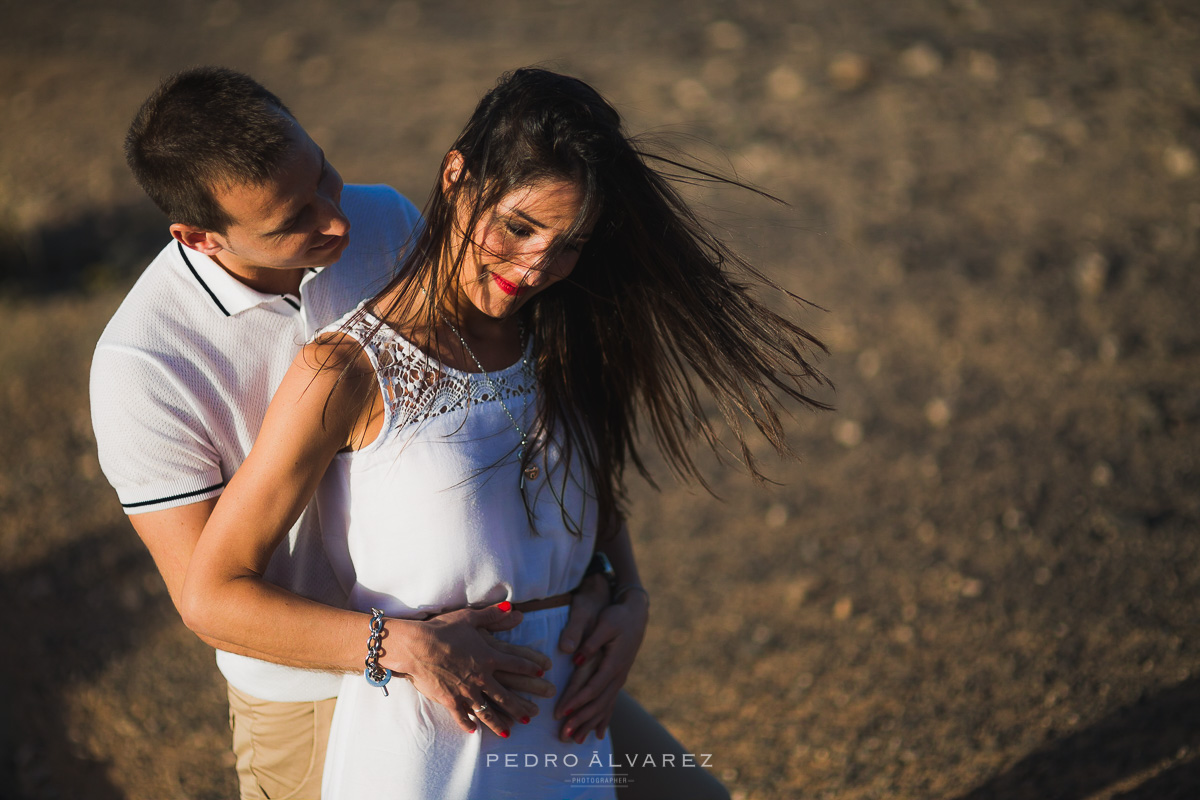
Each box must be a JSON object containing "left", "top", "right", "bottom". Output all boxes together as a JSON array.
[{"left": 524, "top": 465, "right": 540, "bottom": 482}]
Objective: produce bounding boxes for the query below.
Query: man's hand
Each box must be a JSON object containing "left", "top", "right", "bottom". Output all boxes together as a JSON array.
[
  {"left": 554, "top": 585, "right": 649, "bottom": 743},
  {"left": 387, "top": 604, "right": 554, "bottom": 737},
  {"left": 557, "top": 572, "right": 611, "bottom": 655}
]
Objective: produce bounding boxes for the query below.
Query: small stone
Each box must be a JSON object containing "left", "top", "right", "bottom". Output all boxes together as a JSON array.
[
  {"left": 1074, "top": 252, "right": 1108, "bottom": 298},
  {"left": 967, "top": 50, "right": 999, "bottom": 82},
  {"left": 1098, "top": 335, "right": 1119, "bottom": 364},
  {"left": 925, "top": 398, "right": 951, "bottom": 428},
  {"left": 767, "top": 65, "right": 806, "bottom": 100},
  {"left": 828, "top": 52, "right": 870, "bottom": 92},
  {"left": 263, "top": 30, "right": 300, "bottom": 64},
  {"left": 892, "top": 625, "right": 915, "bottom": 644},
  {"left": 707, "top": 20, "right": 747, "bottom": 51},
  {"left": 856, "top": 349, "right": 881, "bottom": 379},
  {"left": 877, "top": 256, "right": 903, "bottom": 284},
  {"left": 1002, "top": 507, "right": 1023, "bottom": 530},
  {"left": 1015, "top": 133, "right": 1047, "bottom": 163},
  {"left": 961, "top": 578, "right": 984, "bottom": 598},
  {"left": 900, "top": 42, "right": 942, "bottom": 78},
  {"left": 765, "top": 503, "right": 790, "bottom": 528},
  {"left": 833, "top": 596, "right": 854, "bottom": 620},
  {"left": 1164, "top": 145, "right": 1197, "bottom": 178},
  {"left": 672, "top": 78, "right": 711, "bottom": 111},
  {"left": 1034, "top": 566, "right": 1052, "bottom": 585},
  {"left": 833, "top": 419, "right": 864, "bottom": 447},
  {"left": 916, "top": 521, "right": 937, "bottom": 544},
  {"left": 1091, "top": 461, "right": 1113, "bottom": 487},
  {"left": 1024, "top": 98, "right": 1054, "bottom": 127}
]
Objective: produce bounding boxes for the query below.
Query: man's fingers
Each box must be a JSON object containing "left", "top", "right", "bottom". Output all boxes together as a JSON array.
[
  {"left": 559, "top": 684, "right": 620, "bottom": 743},
  {"left": 560, "top": 578, "right": 608, "bottom": 653},
  {"left": 555, "top": 651, "right": 600, "bottom": 718},
  {"left": 572, "top": 618, "right": 619, "bottom": 665},
  {"left": 557, "top": 605, "right": 594, "bottom": 654}
]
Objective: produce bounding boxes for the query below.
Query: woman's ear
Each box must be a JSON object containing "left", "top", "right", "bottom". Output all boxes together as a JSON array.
[{"left": 441, "top": 151, "right": 466, "bottom": 193}]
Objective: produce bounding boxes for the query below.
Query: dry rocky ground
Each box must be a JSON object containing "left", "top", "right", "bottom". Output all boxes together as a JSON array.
[{"left": 2, "top": 1, "right": 1199, "bottom": 798}]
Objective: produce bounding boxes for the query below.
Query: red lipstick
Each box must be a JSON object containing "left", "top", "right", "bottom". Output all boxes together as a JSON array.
[{"left": 491, "top": 273, "right": 524, "bottom": 296}]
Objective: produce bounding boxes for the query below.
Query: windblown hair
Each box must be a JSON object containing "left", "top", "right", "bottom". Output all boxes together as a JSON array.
[
  {"left": 369, "top": 67, "right": 831, "bottom": 539},
  {"left": 125, "top": 66, "right": 296, "bottom": 232}
]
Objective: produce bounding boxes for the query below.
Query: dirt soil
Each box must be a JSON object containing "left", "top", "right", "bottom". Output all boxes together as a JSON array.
[{"left": 3, "top": 1, "right": 1199, "bottom": 798}]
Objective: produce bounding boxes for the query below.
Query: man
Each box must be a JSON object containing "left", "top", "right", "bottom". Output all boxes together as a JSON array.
[{"left": 91, "top": 67, "right": 727, "bottom": 799}]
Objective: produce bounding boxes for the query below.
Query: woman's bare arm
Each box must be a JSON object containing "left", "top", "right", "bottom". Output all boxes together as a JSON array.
[{"left": 182, "top": 336, "right": 550, "bottom": 734}]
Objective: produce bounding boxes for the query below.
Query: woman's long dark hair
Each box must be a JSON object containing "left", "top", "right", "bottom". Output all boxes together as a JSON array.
[{"left": 362, "top": 67, "right": 831, "bottom": 539}]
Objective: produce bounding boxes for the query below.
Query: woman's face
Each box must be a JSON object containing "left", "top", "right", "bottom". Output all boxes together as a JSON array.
[{"left": 446, "top": 157, "right": 592, "bottom": 320}]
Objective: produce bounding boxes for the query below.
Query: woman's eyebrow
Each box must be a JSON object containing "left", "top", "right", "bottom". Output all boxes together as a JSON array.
[
  {"left": 511, "top": 209, "right": 547, "bottom": 228},
  {"left": 510, "top": 208, "right": 590, "bottom": 240}
]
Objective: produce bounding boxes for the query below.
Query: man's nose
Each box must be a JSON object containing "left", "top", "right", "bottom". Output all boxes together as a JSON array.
[{"left": 318, "top": 198, "right": 350, "bottom": 236}]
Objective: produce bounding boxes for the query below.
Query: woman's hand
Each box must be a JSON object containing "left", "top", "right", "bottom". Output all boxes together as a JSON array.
[
  {"left": 387, "top": 604, "right": 554, "bottom": 737},
  {"left": 554, "top": 587, "right": 650, "bottom": 743}
]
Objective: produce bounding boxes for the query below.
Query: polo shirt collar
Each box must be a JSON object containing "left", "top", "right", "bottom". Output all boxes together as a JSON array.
[{"left": 176, "top": 242, "right": 317, "bottom": 317}]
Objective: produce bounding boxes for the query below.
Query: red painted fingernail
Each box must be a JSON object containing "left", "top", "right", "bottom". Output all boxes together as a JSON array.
[
  {"left": 500, "top": 730, "right": 510, "bottom": 738},
  {"left": 575, "top": 734, "right": 585, "bottom": 744},
  {"left": 536, "top": 669, "right": 544, "bottom": 677},
  {"left": 564, "top": 727, "right": 573, "bottom": 737},
  {"left": 565, "top": 708, "right": 574, "bottom": 717},
  {"left": 497, "top": 601, "right": 512, "bottom": 612},
  {"left": 573, "top": 653, "right": 586, "bottom": 666},
  {"left": 520, "top": 716, "right": 531, "bottom": 725}
]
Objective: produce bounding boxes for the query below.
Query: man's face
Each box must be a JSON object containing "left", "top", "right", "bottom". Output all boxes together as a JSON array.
[{"left": 182, "top": 120, "right": 351, "bottom": 277}]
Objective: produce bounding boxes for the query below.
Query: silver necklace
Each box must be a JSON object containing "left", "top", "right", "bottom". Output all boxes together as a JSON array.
[{"left": 435, "top": 307, "right": 540, "bottom": 488}]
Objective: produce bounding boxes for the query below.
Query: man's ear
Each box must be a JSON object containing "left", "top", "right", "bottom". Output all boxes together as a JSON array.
[
  {"left": 170, "top": 223, "right": 226, "bottom": 256},
  {"left": 440, "top": 151, "right": 466, "bottom": 194}
]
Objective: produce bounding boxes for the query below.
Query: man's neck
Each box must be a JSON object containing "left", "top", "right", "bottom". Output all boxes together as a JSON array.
[{"left": 212, "top": 254, "right": 306, "bottom": 296}]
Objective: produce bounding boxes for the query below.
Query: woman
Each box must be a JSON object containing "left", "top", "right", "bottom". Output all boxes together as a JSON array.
[{"left": 184, "top": 68, "right": 828, "bottom": 798}]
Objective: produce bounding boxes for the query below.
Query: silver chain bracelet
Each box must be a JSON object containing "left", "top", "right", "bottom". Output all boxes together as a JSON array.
[{"left": 364, "top": 608, "right": 392, "bottom": 697}]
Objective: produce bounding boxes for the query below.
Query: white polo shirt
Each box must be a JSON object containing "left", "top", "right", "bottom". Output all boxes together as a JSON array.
[{"left": 90, "top": 184, "right": 421, "bottom": 702}]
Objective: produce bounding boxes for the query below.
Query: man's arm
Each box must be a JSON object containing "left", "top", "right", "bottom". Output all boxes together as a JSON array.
[{"left": 130, "top": 498, "right": 344, "bottom": 668}]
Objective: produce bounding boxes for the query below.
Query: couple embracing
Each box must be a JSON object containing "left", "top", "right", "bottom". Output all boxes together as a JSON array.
[{"left": 91, "top": 66, "right": 826, "bottom": 798}]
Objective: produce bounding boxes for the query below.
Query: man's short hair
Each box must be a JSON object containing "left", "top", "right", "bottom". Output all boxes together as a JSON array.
[{"left": 125, "top": 67, "right": 297, "bottom": 233}]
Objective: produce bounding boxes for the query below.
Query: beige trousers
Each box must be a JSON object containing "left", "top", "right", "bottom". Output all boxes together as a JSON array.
[{"left": 227, "top": 684, "right": 336, "bottom": 800}]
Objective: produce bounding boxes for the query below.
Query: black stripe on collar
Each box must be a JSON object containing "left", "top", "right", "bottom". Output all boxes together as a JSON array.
[{"left": 178, "top": 242, "right": 230, "bottom": 317}]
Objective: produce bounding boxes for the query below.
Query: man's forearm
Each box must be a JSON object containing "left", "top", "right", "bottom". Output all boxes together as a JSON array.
[{"left": 597, "top": 521, "right": 643, "bottom": 595}]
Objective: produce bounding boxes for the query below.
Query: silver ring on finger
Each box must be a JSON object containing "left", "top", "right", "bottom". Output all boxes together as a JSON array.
[{"left": 474, "top": 702, "right": 489, "bottom": 713}]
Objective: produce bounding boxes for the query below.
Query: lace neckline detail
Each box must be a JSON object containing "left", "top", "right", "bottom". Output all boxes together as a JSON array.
[{"left": 350, "top": 309, "right": 536, "bottom": 429}]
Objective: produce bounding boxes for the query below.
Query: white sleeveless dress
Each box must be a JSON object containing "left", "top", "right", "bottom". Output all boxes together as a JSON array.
[{"left": 315, "top": 309, "right": 616, "bottom": 799}]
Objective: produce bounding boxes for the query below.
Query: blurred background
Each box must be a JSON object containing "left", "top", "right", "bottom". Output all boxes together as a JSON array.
[{"left": 2, "top": 1, "right": 1199, "bottom": 798}]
